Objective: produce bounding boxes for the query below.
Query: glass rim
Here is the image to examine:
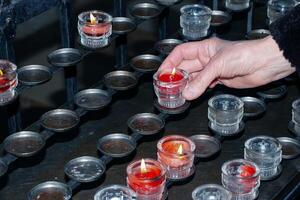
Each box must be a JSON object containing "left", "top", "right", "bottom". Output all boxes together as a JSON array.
[
  {"left": 192, "top": 184, "right": 232, "bottom": 199},
  {"left": 0, "top": 60, "right": 17, "bottom": 72},
  {"left": 126, "top": 158, "right": 166, "bottom": 182},
  {"left": 157, "top": 135, "right": 196, "bottom": 156},
  {"left": 153, "top": 68, "right": 189, "bottom": 83},
  {"left": 221, "top": 159, "right": 260, "bottom": 179},
  {"left": 180, "top": 4, "right": 212, "bottom": 15},
  {"left": 268, "top": 0, "right": 299, "bottom": 8},
  {"left": 78, "top": 10, "right": 113, "bottom": 23},
  {"left": 292, "top": 99, "right": 300, "bottom": 109},
  {"left": 208, "top": 94, "right": 244, "bottom": 111},
  {"left": 244, "top": 135, "right": 282, "bottom": 155},
  {"left": 94, "top": 184, "right": 136, "bottom": 200}
]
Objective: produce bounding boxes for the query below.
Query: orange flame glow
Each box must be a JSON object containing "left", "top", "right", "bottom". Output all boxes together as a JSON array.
[
  {"left": 177, "top": 144, "right": 183, "bottom": 155},
  {"left": 90, "top": 13, "right": 97, "bottom": 25},
  {"left": 0, "top": 69, "right": 3, "bottom": 76},
  {"left": 171, "top": 68, "right": 176, "bottom": 76}
]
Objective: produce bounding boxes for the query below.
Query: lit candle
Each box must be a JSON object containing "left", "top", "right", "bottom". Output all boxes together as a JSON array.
[
  {"left": 153, "top": 68, "right": 189, "bottom": 108},
  {"left": 0, "top": 61, "right": 17, "bottom": 94},
  {"left": 127, "top": 158, "right": 166, "bottom": 200},
  {"left": 82, "top": 12, "right": 112, "bottom": 36},
  {"left": 157, "top": 135, "right": 195, "bottom": 179}
]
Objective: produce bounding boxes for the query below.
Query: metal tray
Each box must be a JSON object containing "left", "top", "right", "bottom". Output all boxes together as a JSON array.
[
  {"left": 97, "top": 133, "right": 136, "bottom": 158},
  {"left": 18, "top": 65, "right": 52, "bottom": 86},
  {"left": 127, "top": 113, "right": 165, "bottom": 135},
  {"left": 277, "top": 137, "right": 300, "bottom": 159},
  {"left": 74, "top": 89, "right": 112, "bottom": 110},
  {"left": 154, "top": 99, "right": 190, "bottom": 115},
  {"left": 130, "top": 54, "right": 162, "bottom": 72},
  {"left": 130, "top": 3, "right": 161, "bottom": 19},
  {"left": 64, "top": 156, "right": 106, "bottom": 183},
  {"left": 257, "top": 84, "right": 287, "bottom": 100},
  {"left": 189, "top": 135, "right": 221, "bottom": 158},
  {"left": 3, "top": 131, "right": 45, "bottom": 157},
  {"left": 211, "top": 10, "right": 232, "bottom": 27},
  {"left": 112, "top": 17, "right": 136, "bottom": 34},
  {"left": 246, "top": 29, "right": 270, "bottom": 40},
  {"left": 104, "top": 71, "right": 138, "bottom": 91},
  {"left": 0, "top": 159, "right": 8, "bottom": 177},
  {"left": 27, "top": 181, "right": 72, "bottom": 200},
  {"left": 154, "top": 39, "right": 183, "bottom": 56},
  {"left": 40, "top": 109, "right": 80, "bottom": 132},
  {"left": 47, "top": 48, "right": 83, "bottom": 67},
  {"left": 241, "top": 96, "right": 266, "bottom": 118}
]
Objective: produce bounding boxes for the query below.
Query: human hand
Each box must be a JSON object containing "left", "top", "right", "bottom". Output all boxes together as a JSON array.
[{"left": 159, "top": 36, "right": 295, "bottom": 100}]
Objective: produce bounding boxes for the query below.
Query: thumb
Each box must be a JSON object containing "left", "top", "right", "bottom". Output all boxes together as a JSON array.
[{"left": 183, "top": 60, "right": 219, "bottom": 100}]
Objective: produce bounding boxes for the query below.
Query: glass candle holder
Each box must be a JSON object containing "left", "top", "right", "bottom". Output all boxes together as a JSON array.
[
  {"left": 153, "top": 68, "right": 189, "bottom": 109},
  {"left": 192, "top": 184, "right": 232, "bottom": 200},
  {"left": 222, "top": 159, "right": 260, "bottom": 200},
  {"left": 157, "top": 135, "right": 195, "bottom": 180},
  {"left": 244, "top": 136, "right": 282, "bottom": 180},
  {"left": 180, "top": 4, "right": 212, "bottom": 40},
  {"left": 208, "top": 94, "right": 244, "bottom": 135},
  {"left": 267, "top": 0, "right": 298, "bottom": 24},
  {"left": 127, "top": 158, "right": 166, "bottom": 200},
  {"left": 94, "top": 184, "right": 136, "bottom": 200},
  {"left": 292, "top": 99, "right": 300, "bottom": 133},
  {"left": 225, "top": 0, "right": 250, "bottom": 11},
  {"left": 156, "top": 0, "right": 180, "bottom": 6},
  {"left": 0, "top": 60, "right": 18, "bottom": 105},
  {"left": 78, "top": 10, "right": 112, "bottom": 48}
]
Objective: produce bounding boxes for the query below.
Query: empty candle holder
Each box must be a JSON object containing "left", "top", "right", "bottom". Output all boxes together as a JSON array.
[
  {"left": 222, "top": 159, "right": 260, "bottom": 200},
  {"left": 208, "top": 94, "right": 244, "bottom": 136},
  {"left": 127, "top": 158, "right": 166, "bottom": 200},
  {"left": 292, "top": 99, "right": 300, "bottom": 134},
  {"left": 244, "top": 136, "right": 282, "bottom": 180},
  {"left": 267, "top": 0, "right": 298, "bottom": 24},
  {"left": 94, "top": 184, "right": 136, "bottom": 200},
  {"left": 192, "top": 184, "right": 232, "bottom": 200},
  {"left": 225, "top": 0, "right": 250, "bottom": 11},
  {"left": 78, "top": 10, "right": 112, "bottom": 48},
  {"left": 180, "top": 4, "right": 212, "bottom": 40},
  {"left": 157, "top": 135, "right": 195, "bottom": 180},
  {"left": 0, "top": 60, "right": 18, "bottom": 105},
  {"left": 153, "top": 68, "right": 189, "bottom": 109}
]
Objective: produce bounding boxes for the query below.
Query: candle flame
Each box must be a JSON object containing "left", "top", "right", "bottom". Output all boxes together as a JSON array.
[
  {"left": 177, "top": 144, "right": 183, "bottom": 155},
  {"left": 171, "top": 68, "right": 176, "bottom": 76},
  {"left": 0, "top": 69, "right": 3, "bottom": 76},
  {"left": 90, "top": 13, "right": 97, "bottom": 25},
  {"left": 141, "top": 158, "right": 147, "bottom": 173}
]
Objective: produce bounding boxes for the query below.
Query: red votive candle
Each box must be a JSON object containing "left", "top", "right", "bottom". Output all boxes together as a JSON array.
[
  {"left": 127, "top": 158, "right": 166, "bottom": 200},
  {"left": 82, "top": 13, "right": 112, "bottom": 37},
  {"left": 153, "top": 68, "right": 189, "bottom": 108},
  {"left": 157, "top": 135, "right": 195, "bottom": 180}
]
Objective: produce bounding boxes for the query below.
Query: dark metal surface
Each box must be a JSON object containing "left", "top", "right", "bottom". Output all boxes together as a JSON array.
[{"left": 18, "top": 65, "right": 52, "bottom": 86}]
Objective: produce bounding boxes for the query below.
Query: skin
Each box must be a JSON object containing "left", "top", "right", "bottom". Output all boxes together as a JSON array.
[{"left": 159, "top": 36, "right": 295, "bottom": 100}]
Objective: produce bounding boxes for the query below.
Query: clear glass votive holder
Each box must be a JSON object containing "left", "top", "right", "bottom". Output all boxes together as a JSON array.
[
  {"left": 0, "top": 60, "right": 18, "bottom": 105},
  {"left": 292, "top": 99, "right": 300, "bottom": 133},
  {"left": 192, "top": 184, "right": 232, "bottom": 200},
  {"left": 267, "top": 0, "right": 298, "bottom": 24},
  {"left": 208, "top": 94, "right": 244, "bottom": 135},
  {"left": 157, "top": 135, "right": 195, "bottom": 180},
  {"left": 222, "top": 159, "right": 260, "bottom": 200},
  {"left": 156, "top": 0, "right": 180, "bottom": 6},
  {"left": 153, "top": 68, "right": 189, "bottom": 109},
  {"left": 78, "top": 10, "right": 112, "bottom": 48},
  {"left": 127, "top": 158, "right": 166, "bottom": 200},
  {"left": 180, "top": 4, "right": 212, "bottom": 40},
  {"left": 225, "top": 0, "right": 250, "bottom": 11},
  {"left": 244, "top": 136, "right": 282, "bottom": 180},
  {"left": 94, "top": 184, "right": 136, "bottom": 200}
]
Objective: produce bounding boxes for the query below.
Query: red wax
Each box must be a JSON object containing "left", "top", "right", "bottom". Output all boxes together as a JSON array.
[
  {"left": 83, "top": 23, "right": 111, "bottom": 37},
  {"left": 127, "top": 166, "right": 164, "bottom": 194},
  {"left": 0, "top": 71, "right": 16, "bottom": 93},
  {"left": 159, "top": 140, "right": 191, "bottom": 168},
  {"left": 240, "top": 165, "right": 256, "bottom": 177},
  {"left": 159, "top": 72, "right": 184, "bottom": 82}
]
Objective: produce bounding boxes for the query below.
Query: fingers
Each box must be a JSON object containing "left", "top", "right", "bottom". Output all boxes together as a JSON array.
[
  {"left": 159, "top": 40, "right": 211, "bottom": 71},
  {"left": 178, "top": 59, "right": 203, "bottom": 73},
  {"left": 183, "top": 62, "right": 218, "bottom": 100}
]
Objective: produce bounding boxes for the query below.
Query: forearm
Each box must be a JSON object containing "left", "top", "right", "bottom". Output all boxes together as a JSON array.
[{"left": 270, "top": 5, "right": 300, "bottom": 71}]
